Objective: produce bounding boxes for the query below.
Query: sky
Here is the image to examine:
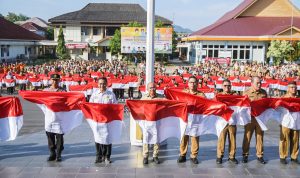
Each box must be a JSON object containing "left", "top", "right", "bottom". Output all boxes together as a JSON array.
[{"left": 1, "top": 0, "right": 300, "bottom": 31}]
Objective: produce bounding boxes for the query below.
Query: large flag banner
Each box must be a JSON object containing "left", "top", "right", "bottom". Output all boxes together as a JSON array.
[
  {"left": 121, "top": 27, "right": 172, "bottom": 54},
  {"left": 273, "top": 98, "right": 300, "bottom": 130},
  {"left": 165, "top": 89, "right": 233, "bottom": 137},
  {"left": 216, "top": 94, "right": 251, "bottom": 126},
  {"left": 80, "top": 103, "right": 124, "bottom": 144},
  {"left": 0, "top": 97, "right": 23, "bottom": 141},
  {"left": 19, "top": 91, "right": 85, "bottom": 134},
  {"left": 126, "top": 100, "right": 187, "bottom": 144},
  {"left": 251, "top": 98, "right": 281, "bottom": 131}
]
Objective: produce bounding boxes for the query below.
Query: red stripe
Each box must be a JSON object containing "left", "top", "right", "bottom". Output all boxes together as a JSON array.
[
  {"left": 216, "top": 94, "right": 251, "bottom": 107},
  {"left": 80, "top": 103, "right": 123, "bottom": 123},
  {"left": 0, "top": 97, "right": 23, "bottom": 118}
]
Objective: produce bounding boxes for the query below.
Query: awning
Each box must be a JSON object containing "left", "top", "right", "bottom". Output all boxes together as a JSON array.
[{"left": 65, "top": 43, "right": 88, "bottom": 49}]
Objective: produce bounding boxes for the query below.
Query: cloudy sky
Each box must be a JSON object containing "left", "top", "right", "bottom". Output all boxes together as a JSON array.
[{"left": 1, "top": 0, "right": 300, "bottom": 31}]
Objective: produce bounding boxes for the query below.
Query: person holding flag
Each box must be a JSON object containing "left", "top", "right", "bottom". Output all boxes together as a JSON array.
[
  {"left": 178, "top": 76, "right": 206, "bottom": 165},
  {"left": 216, "top": 79, "right": 239, "bottom": 164},
  {"left": 242, "top": 76, "right": 267, "bottom": 164},
  {"left": 141, "top": 82, "right": 164, "bottom": 165},
  {"left": 89, "top": 77, "right": 117, "bottom": 164},
  {"left": 279, "top": 81, "right": 300, "bottom": 165},
  {"left": 43, "top": 74, "right": 66, "bottom": 162}
]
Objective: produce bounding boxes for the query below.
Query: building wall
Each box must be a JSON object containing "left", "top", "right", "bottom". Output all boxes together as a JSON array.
[
  {"left": 240, "top": 0, "right": 300, "bottom": 17},
  {"left": 0, "top": 41, "right": 37, "bottom": 62},
  {"left": 65, "top": 26, "right": 81, "bottom": 42},
  {"left": 278, "top": 28, "right": 300, "bottom": 36}
]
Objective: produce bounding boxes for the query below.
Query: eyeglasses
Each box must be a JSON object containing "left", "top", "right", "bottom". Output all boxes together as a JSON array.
[
  {"left": 98, "top": 83, "right": 107, "bottom": 85},
  {"left": 149, "top": 87, "right": 156, "bottom": 90},
  {"left": 223, "top": 85, "right": 231, "bottom": 87}
]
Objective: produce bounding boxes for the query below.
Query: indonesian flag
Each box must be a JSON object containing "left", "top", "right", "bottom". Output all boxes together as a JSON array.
[
  {"left": 251, "top": 98, "right": 281, "bottom": 131},
  {"left": 19, "top": 91, "right": 85, "bottom": 134},
  {"left": 165, "top": 89, "right": 233, "bottom": 137},
  {"left": 216, "top": 95, "right": 251, "bottom": 126},
  {"left": 80, "top": 103, "right": 123, "bottom": 144},
  {"left": 273, "top": 98, "right": 300, "bottom": 130},
  {"left": 126, "top": 100, "right": 188, "bottom": 144},
  {"left": 15, "top": 75, "right": 28, "bottom": 84},
  {"left": 69, "top": 85, "right": 93, "bottom": 97},
  {"left": 0, "top": 97, "right": 23, "bottom": 141},
  {"left": 4, "top": 79, "right": 15, "bottom": 87},
  {"left": 28, "top": 78, "right": 41, "bottom": 87}
]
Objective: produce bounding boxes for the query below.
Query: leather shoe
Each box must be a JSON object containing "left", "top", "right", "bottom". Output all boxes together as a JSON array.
[
  {"left": 291, "top": 159, "right": 300, "bottom": 164},
  {"left": 190, "top": 158, "right": 199, "bottom": 164},
  {"left": 216, "top": 158, "right": 222, "bottom": 164},
  {"left": 228, "top": 158, "right": 239, "bottom": 164},
  {"left": 143, "top": 157, "right": 148, "bottom": 165},
  {"left": 257, "top": 157, "right": 266, "bottom": 164},
  {"left": 177, "top": 156, "right": 186, "bottom": 163},
  {"left": 153, "top": 157, "right": 160, "bottom": 164},
  {"left": 47, "top": 155, "right": 56, "bottom": 161},
  {"left": 56, "top": 156, "right": 62, "bottom": 162},
  {"left": 242, "top": 156, "right": 248, "bottom": 163},
  {"left": 280, "top": 158, "right": 288, "bottom": 164},
  {"left": 105, "top": 158, "right": 111, "bottom": 164},
  {"left": 95, "top": 157, "right": 102, "bottom": 163}
]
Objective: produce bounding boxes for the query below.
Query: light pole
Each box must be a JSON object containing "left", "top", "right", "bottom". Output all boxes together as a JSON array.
[{"left": 146, "top": 0, "right": 155, "bottom": 89}]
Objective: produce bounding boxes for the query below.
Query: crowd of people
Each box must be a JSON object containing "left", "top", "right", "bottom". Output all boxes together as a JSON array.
[{"left": 1, "top": 59, "right": 300, "bottom": 165}]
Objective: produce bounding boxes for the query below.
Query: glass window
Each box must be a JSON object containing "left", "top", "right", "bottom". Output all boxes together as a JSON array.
[
  {"left": 81, "top": 26, "right": 90, "bottom": 36},
  {"left": 220, "top": 45, "right": 225, "bottom": 48},
  {"left": 240, "top": 45, "right": 245, "bottom": 49},
  {"left": 214, "top": 50, "right": 219, "bottom": 57},
  {"left": 233, "top": 50, "right": 238, "bottom": 59},
  {"left": 208, "top": 45, "right": 213, "bottom": 48},
  {"left": 258, "top": 46, "right": 263, "bottom": 49},
  {"left": 1, "top": 47, "right": 4, "bottom": 57},
  {"left": 106, "top": 27, "right": 119, "bottom": 36},
  {"left": 203, "top": 45, "right": 207, "bottom": 48},
  {"left": 227, "top": 45, "right": 232, "bottom": 49},
  {"left": 246, "top": 45, "right": 250, "bottom": 49},
  {"left": 93, "top": 27, "right": 99, "bottom": 35},
  {"left": 233, "top": 45, "right": 238, "bottom": 48},
  {"left": 240, "top": 50, "right": 245, "bottom": 59},
  {"left": 214, "top": 45, "right": 219, "bottom": 48},
  {"left": 6, "top": 47, "right": 9, "bottom": 57},
  {"left": 245, "top": 50, "right": 250, "bottom": 59},
  {"left": 253, "top": 46, "right": 257, "bottom": 49},
  {"left": 208, "top": 50, "right": 213, "bottom": 57},
  {"left": 25, "top": 47, "right": 27, "bottom": 55}
]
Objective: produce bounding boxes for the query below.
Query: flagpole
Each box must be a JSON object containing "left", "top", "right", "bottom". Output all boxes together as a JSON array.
[{"left": 146, "top": 0, "right": 155, "bottom": 89}]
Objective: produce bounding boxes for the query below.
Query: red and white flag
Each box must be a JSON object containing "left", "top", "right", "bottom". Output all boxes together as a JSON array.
[
  {"left": 80, "top": 103, "right": 123, "bottom": 144},
  {"left": 126, "top": 100, "right": 188, "bottom": 144},
  {"left": 165, "top": 89, "right": 233, "bottom": 137},
  {"left": 273, "top": 98, "right": 300, "bottom": 130},
  {"left": 19, "top": 91, "right": 85, "bottom": 134},
  {"left": 251, "top": 98, "right": 280, "bottom": 131},
  {"left": 216, "top": 94, "right": 251, "bottom": 126},
  {"left": 0, "top": 97, "right": 23, "bottom": 141}
]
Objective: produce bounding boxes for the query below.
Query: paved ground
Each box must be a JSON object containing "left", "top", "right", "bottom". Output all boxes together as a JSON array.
[{"left": 0, "top": 95, "right": 300, "bottom": 178}]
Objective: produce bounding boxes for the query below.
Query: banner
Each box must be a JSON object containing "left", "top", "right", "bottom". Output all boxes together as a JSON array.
[{"left": 121, "top": 27, "right": 172, "bottom": 54}]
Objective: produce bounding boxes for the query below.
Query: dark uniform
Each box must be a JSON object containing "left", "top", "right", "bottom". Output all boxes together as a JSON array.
[
  {"left": 242, "top": 88, "right": 267, "bottom": 163},
  {"left": 179, "top": 89, "right": 205, "bottom": 162},
  {"left": 43, "top": 74, "right": 66, "bottom": 162},
  {"left": 217, "top": 91, "right": 238, "bottom": 163}
]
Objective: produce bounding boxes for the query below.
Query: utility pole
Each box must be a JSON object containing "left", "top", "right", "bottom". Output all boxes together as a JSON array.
[{"left": 146, "top": 0, "right": 155, "bottom": 89}]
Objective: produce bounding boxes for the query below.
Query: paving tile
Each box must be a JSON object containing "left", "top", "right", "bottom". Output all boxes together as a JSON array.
[
  {"left": 116, "top": 175, "right": 135, "bottom": 178},
  {"left": 191, "top": 168, "right": 231, "bottom": 176},
  {"left": 58, "top": 167, "right": 79, "bottom": 174},
  {"left": 246, "top": 168, "right": 269, "bottom": 175},
  {"left": 117, "top": 168, "right": 135, "bottom": 174},
  {"left": 75, "top": 174, "right": 97, "bottom": 178},
  {"left": 16, "top": 173, "right": 38, "bottom": 178},
  {"left": 55, "top": 174, "right": 77, "bottom": 178}
]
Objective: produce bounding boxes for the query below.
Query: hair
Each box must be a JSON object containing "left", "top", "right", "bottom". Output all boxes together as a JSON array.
[
  {"left": 251, "top": 76, "right": 261, "bottom": 83},
  {"left": 222, "top": 79, "right": 231, "bottom": 84},
  {"left": 188, "top": 76, "right": 198, "bottom": 83},
  {"left": 98, "top": 77, "right": 107, "bottom": 84}
]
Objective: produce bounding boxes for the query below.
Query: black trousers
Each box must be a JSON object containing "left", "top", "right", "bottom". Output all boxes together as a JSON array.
[
  {"left": 128, "top": 87, "right": 134, "bottom": 98},
  {"left": 7, "top": 87, "right": 14, "bottom": 94},
  {"left": 46, "top": 131, "right": 64, "bottom": 152},
  {"left": 95, "top": 143, "right": 112, "bottom": 158},
  {"left": 19, "top": 84, "right": 26, "bottom": 91}
]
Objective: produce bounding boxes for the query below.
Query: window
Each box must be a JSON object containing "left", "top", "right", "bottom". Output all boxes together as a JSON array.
[
  {"left": 240, "top": 50, "right": 245, "bottom": 59},
  {"left": 203, "top": 45, "right": 207, "bottom": 48},
  {"left": 220, "top": 45, "right": 225, "bottom": 48},
  {"left": 214, "top": 45, "right": 219, "bottom": 48},
  {"left": 93, "top": 27, "right": 100, "bottom": 35},
  {"left": 214, "top": 50, "right": 219, "bottom": 57},
  {"left": 227, "top": 45, "right": 232, "bottom": 49},
  {"left": 1, "top": 47, "right": 4, "bottom": 57},
  {"left": 208, "top": 50, "right": 213, "bottom": 57},
  {"left": 105, "top": 27, "right": 119, "bottom": 36},
  {"left": 25, "top": 47, "right": 27, "bottom": 55},
  {"left": 81, "top": 26, "right": 90, "bottom": 36},
  {"left": 245, "top": 50, "right": 250, "bottom": 59},
  {"left": 233, "top": 50, "right": 238, "bottom": 59},
  {"left": 208, "top": 45, "right": 213, "bottom": 48},
  {"left": 246, "top": 46, "right": 250, "bottom": 49},
  {"left": 258, "top": 46, "right": 263, "bottom": 49},
  {"left": 240, "top": 45, "right": 245, "bottom": 49},
  {"left": 233, "top": 45, "right": 238, "bottom": 48},
  {"left": 6, "top": 46, "right": 9, "bottom": 56}
]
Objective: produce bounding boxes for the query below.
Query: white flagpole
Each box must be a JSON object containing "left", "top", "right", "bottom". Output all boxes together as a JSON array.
[{"left": 146, "top": 0, "right": 155, "bottom": 89}]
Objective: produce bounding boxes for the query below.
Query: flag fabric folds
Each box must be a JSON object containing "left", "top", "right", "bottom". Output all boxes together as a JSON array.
[
  {"left": 165, "top": 89, "right": 233, "bottom": 137},
  {"left": 126, "top": 100, "right": 188, "bottom": 144},
  {"left": 80, "top": 103, "right": 124, "bottom": 144},
  {"left": 216, "top": 94, "right": 251, "bottom": 126},
  {"left": 19, "top": 91, "right": 85, "bottom": 134},
  {"left": 0, "top": 97, "right": 23, "bottom": 141}
]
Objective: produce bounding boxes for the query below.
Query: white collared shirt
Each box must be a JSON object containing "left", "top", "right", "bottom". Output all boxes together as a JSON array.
[{"left": 89, "top": 90, "right": 118, "bottom": 104}]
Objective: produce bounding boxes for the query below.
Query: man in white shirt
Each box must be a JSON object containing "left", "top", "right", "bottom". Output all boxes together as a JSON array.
[{"left": 89, "top": 77, "right": 117, "bottom": 164}]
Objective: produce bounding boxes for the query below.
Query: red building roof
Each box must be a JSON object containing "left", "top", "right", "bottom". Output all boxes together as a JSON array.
[
  {"left": 21, "top": 22, "right": 46, "bottom": 32},
  {"left": 192, "top": 17, "right": 300, "bottom": 36},
  {"left": 0, "top": 17, "right": 44, "bottom": 40}
]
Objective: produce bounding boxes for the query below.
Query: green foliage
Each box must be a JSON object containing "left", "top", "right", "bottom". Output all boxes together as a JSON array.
[
  {"left": 155, "top": 20, "right": 164, "bottom": 28},
  {"left": 56, "top": 26, "right": 69, "bottom": 59},
  {"left": 0, "top": 13, "right": 3, "bottom": 18},
  {"left": 109, "top": 29, "right": 121, "bottom": 55},
  {"left": 46, "top": 27, "right": 54, "bottom": 40},
  {"left": 267, "top": 40, "right": 294, "bottom": 65},
  {"left": 5, "top": 12, "right": 29, "bottom": 22},
  {"left": 127, "top": 21, "right": 144, "bottom": 27}
]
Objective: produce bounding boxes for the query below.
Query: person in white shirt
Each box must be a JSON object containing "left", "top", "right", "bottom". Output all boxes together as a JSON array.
[{"left": 89, "top": 77, "right": 117, "bottom": 164}]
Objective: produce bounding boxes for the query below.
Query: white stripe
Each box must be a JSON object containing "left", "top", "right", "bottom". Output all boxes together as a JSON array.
[
  {"left": 136, "top": 116, "right": 187, "bottom": 144},
  {"left": 0, "top": 116, "right": 23, "bottom": 141},
  {"left": 255, "top": 108, "right": 281, "bottom": 131},
  {"left": 229, "top": 106, "right": 251, "bottom": 126},
  {"left": 185, "top": 113, "right": 228, "bottom": 137},
  {"left": 37, "top": 104, "right": 83, "bottom": 134},
  {"left": 86, "top": 119, "right": 122, "bottom": 144},
  {"left": 276, "top": 107, "right": 300, "bottom": 130},
  {"left": 204, "top": 92, "right": 215, "bottom": 99}
]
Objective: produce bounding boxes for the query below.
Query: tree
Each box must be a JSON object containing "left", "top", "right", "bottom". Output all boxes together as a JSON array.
[
  {"left": 56, "top": 26, "right": 68, "bottom": 59},
  {"left": 46, "top": 27, "right": 54, "bottom": 40},
  {"left": 5, "top": 12, "right": 29, "bottom": 22},
  {"left": 0, "top": 13, "right": 3, "bottom": 18},
  {"left": 109, "top": 29, "right": 121, "bottom": 55},
  {"left": 267, "top": 40, "right": 294, "bottom": 65}
]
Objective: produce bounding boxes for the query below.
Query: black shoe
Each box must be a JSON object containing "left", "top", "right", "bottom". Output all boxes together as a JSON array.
[
  {"left": 257, "top": 157, "right": 266, "bottom": 164},
  {"left": 153, "top": 157, "right": 160, "bottom": 164},
  {"left": 190, "top": 158, "right": 199, "bottom": 164},
  {"left": 242, "top": 156, "right": 248, "bottom": 163},
  {"left": 228, "top": 158, "right": 239, "bottom": 164},
  {"left": 47, "top": 152, "right": 56, "bottom": 161},
  {"left": 143, "top": 157, "right": 148, "bottom": 165},
  {"left": 216, "top": 158, "right": 222, "bottom": 164},
  {"left": 95, "top": 157, "right": 102, "bottom": 163},
  {"left": 291, "top": 159, "right": 300, "bottom": 164},
  {"left": 177, "top": 156, "right": 186, "bottom": 163},
  {"left": 105, "top": 158, "right": 111, "bottom": 164},
  {"left": 280, "top": 158, "right": 288, "bottom": 164},
  {"left": 56, "top": 156, "right": 62, "bottom": 162}
]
